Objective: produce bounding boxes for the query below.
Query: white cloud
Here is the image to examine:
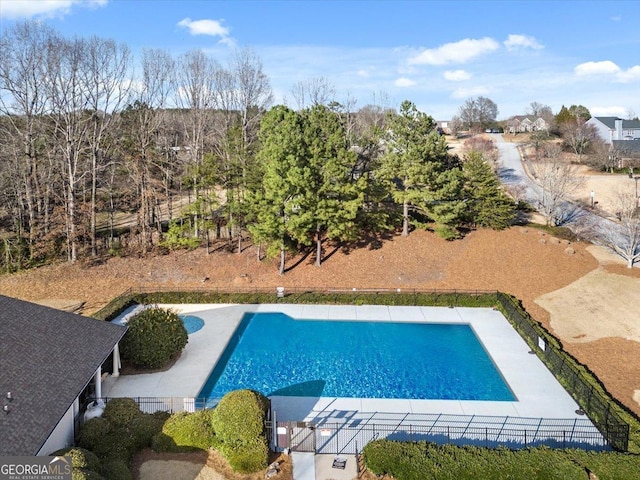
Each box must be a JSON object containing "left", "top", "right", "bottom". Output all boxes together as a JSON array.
[
  {"left": 395, "top": 77, "right": 417, "bottom": 87},
  {"left": 177, "top": 17, "right": 234, "bottom": 45},
  {"left": 574, "top": 61, "right": 640, "bottom": 83},
  {"left": 408, "top": 37, "right": 500, "bottom": 65},
  {"left": 617, "top": 65, "right": 640, "bottom": 83},
  {"left": 574, "top": 60, "right": 621, "bottom": 76},
  {"left": 0, "top": 0, "right": 106, "bottom": 19},
  {"left": 504, "top": 34, "right": 544, "bottom": 51},
  {"left": 451, "top": 86, "right": 490, "bottom": 99},
  {"left": 444, "top": 70, "right": 471, "bottom": 81}
]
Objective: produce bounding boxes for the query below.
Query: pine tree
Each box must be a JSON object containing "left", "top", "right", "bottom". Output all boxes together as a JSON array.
[
  {"left": 300, "top": 105, "right": 365, "bottom": 266},
  {"left": 248, "top": 106, "right": 306, "bottom": 274},
  {"left": 462, "top": 151, "right": 516, "bottom": 230},
  {"left": 379, "top": 100, "right": 465, "bottom": 238}
]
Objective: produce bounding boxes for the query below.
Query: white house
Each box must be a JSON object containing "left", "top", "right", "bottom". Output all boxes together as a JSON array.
[
  {"left": 0, "top": 295, "right": 126, "bottom": 456},
  {"left": 586, "top": 117, "right": 640, "bottom": 144},
  {"left": 506, "top": 115, "right": 549, "bottom": 133}
]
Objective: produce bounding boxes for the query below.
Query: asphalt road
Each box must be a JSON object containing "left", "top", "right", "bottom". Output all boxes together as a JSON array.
[{"left": 492, "top": 134, "right": 635, "bottom": 266}]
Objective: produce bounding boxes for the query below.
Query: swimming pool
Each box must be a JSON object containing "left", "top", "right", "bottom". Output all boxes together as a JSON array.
[
  {"left": 178, "top": 314, "right": 205, "bottom": 334},
  {"left": 198, "top": 312, "right": 515, "bottom": 401}
]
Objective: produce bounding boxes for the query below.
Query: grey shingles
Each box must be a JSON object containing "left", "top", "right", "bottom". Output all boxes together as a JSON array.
[
  {"left": 593, "top": 116, "right": 640, "bottom": 130},
  {"left": 613, "top": 140, "right": 640, "bottom": 154},
  {"left": 0, "top": 295, "right": 126, "bottom": 455}
]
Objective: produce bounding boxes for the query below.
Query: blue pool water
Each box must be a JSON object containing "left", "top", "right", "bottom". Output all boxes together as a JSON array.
[
  {"left": 198, "top": 313, "right": 515, "bottom": 401},
  {"left": 179, "top": 315, "right": 204, "bottom": 335}
]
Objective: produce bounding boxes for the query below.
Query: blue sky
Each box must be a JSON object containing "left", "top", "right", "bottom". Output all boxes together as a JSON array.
[{"left": 1, "top": 0, "right": 639, "bottom": 120}]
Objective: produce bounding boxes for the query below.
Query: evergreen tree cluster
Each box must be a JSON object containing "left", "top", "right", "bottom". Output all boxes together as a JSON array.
[{"left": 246, "top": 101, "right": 516, "bottom": 273}]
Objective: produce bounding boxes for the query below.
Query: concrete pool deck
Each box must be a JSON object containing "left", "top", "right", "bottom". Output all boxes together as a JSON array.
[{"left": 104, "top": 303, "right": 588, "bottom": 422}]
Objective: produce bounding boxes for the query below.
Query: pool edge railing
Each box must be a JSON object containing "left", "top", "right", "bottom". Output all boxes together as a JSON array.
[{"left": 92, "top": 286, "right": 632, "bottom": 452}]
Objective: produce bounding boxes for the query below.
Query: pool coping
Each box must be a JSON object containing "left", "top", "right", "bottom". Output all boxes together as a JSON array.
[{"left": 105, "top": 303, "right": 588, "bottom": 422}]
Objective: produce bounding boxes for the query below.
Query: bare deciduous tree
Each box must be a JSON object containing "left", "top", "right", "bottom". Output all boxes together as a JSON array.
[
  {"left": 560, "top": 117, "right": 598, "bottom": 163},
  {"left": 46, "top": 36, "right": 97, "bottom": 262},
  {"left": 289, "top": 77, "right": 336, "bottom": 110},
  {"left": 228, "top": 48, "right": 273, "bottom": 252},
  {"left": 82, "top": 36, "right": 132, "bottom": 256},
  {"left": 463, "top": 136, "right": 499, "bottom": 168},
  {"left": 0, "top": 21, "right": 56, "bottom": 258},
  {"left": 530, "top": 143, "right": 584, "bottom": 226},
  {"left": 457, "top": 96, "right": 498, "bottom": 132},
  {"left": 125, "top": 48, "right": 175, "bottom": 253},
  {"left": 526, "top": 101, "right": 555, "bottom": 131},
  {"left": 599, "top": 185, "right": 640, "bottom": 268}
]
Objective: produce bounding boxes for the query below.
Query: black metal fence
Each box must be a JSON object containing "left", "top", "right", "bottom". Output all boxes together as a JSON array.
[
  {"left": 100, "top": 396, "right": 217, "bottom": 414},
  {"left": 269, "top": 414, "right": 609, "bottom": 454},
  {"left": 94, "top": 286, "right": 631, "bottom": 452},
  {"left": 93, "top": 286, "right": 499, "bottom": 321},
  {"left": 496, "top": 293, "right": 629, "bottom": 451}
]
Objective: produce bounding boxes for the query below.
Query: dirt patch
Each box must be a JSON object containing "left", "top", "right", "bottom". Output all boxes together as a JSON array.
[
  {"left": 131, "top": 449, "right": 292, "bottom": 480},
  {"left": 536, "top": 268, "right": 640, "bottom": 343}
]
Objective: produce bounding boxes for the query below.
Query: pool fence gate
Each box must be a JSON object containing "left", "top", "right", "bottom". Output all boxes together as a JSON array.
[{"left": 268, "top": 413, "right": 610, "bottom": 454}]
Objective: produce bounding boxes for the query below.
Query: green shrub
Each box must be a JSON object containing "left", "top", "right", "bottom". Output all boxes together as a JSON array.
[
  {"left": 150, "top": 432, "right": 176, "bottom": 453},
  {"left": 120, "top": 307, "right": 188, "bottom": 369},
  {"left": 153, "top": 409, "right": 217, "bottom": 452},
  {"left": 211, "top": 389, "right": 269, "bottom": 444},
  {"left": 51, "top": 447, "right": 101, "bottom": 472},
  {"left": 78, "top": 418, "right": 111, "bottom": 452},
  {"left": 130, "top": 413, "right": 166, "bottom": 450},
  {"left": 211, "top": 390, "right": 270, "bottom": 473},
  {"left": 362, "top": 440, "right": 640, "bottom": 480},
  {"left": 103, "top": 398, "right": 142, "bottom": 427},
  {"left": 160, "top": 221, "right": 202, "bottom": 251},
  {"left": 72, "top": 468, "right": 105, "bottom": 480},
  {"left": 83, "top": 428, "right": 137, "bottom": 463},
  {"left": 220, "top": 440, "right": 269, "bottom": 473},
  {"left": 78, "top": 401, "right": 164, "bottom": 463},
  {"left": 100, "top": 459, "right": 132, "bottom": 480}
]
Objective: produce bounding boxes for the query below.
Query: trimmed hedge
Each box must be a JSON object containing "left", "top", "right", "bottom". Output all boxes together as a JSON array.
[
  {"left": 102, "top": 398, "right": 141, "bottom": 427},
  {"left": 51, "top": 448, "right": 101, "bottom": 472},
  {"left": 211, "top": 389, "right": 270, "bottom": 473},
  {"left": 72, "top": 469, "right": 105, "bottom": 480},
  {"left": 78, "top": 399, "right": 164, "bottom": 463},
  {"left": 132, "top": 290, "right": 499, "bottom": 308},
  {"left": 211, "top": 389, "right": 269, "bottom": 445},
  {"left": 100, "top": 459, "right": 132, "bottom": 480},
  {"left": 152, "top": 409, "right": 218, "bottom": 452},
  {"left": 220, "top": 440, "right": 270, "bottom": 474},
  {"left": 120, "top": 307, "right": 188, "bottom": 369},
  {"left": 50, "top": 447, "right": 108, "bottom": 480},
  {"left": 362, "top": 440, "right": 640, "bottom": 480}
]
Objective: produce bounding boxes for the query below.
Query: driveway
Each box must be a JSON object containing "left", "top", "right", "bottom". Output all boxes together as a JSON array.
[{"left": 493, "top": 134, "right": 631, "bottom": 262}]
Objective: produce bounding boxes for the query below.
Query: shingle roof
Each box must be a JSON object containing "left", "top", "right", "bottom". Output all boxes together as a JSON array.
[
  {"left": 592, "top": 117, "right": 640, "bottom": 129},
  {"left": 613, "top": 140, "right": 640, "bottom": 154},
  {"left": 0, "top": 295, "right": 126, "bottom": 455}
]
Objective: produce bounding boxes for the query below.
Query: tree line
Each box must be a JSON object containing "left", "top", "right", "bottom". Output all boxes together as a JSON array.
[{"left": 0, "top": 21, "right": 515, "bottom": 274}]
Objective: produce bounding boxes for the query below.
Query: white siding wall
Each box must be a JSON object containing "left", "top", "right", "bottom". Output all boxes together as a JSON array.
[
  {"left": 37, "top": 397, "right": 79, "bottom": 455},
  {"left": 623, "top": 129, "right": 640, "bottom": 140},
  {"left": 586, "top": 118, "right": 614, "bottom": 143}
]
